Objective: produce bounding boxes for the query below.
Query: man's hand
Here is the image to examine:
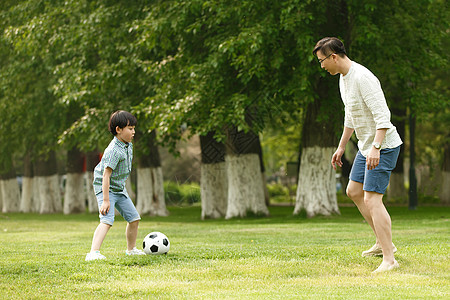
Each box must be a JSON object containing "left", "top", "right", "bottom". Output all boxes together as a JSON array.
[
  {"left": 331, "top": 147, "right": 345, "bottom": 170},
  {"left": 366, "top": 147, "right": 381, "bottom": 170}
]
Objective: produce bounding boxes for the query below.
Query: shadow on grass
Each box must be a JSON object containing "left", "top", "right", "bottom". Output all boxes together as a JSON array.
[{"left": 1, "top": 205, "right": 448, "bottom": 226}]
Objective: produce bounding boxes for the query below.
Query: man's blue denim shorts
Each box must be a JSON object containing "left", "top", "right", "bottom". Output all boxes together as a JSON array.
[
  {"left": 349, "top": 146, "right": 401, "bottom": 195},
  {"left": 96, "top": 190, "right": 141, "bottom": 226}
]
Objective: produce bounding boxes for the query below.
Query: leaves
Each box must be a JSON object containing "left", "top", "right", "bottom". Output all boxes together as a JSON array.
[{"left": 0, "top": 0, "right": 447, "bottom": 169}]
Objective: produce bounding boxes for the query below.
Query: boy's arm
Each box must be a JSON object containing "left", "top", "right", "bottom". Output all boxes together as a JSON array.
[{"left": 99, "top": 167, "right": 113, "bottom": 215}]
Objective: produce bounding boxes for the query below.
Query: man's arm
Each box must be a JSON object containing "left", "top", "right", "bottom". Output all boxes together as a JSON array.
[
  {"left": 366, "top": 128, "right": 388, "bottom": 170},
  {"left": 99, "top": 167, "right": 113, "bottom": 215},
  {"left": 331, "top": 126, "right": 354, "bottom": 170}
]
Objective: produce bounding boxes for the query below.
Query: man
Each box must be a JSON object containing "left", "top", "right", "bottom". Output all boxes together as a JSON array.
[{"left": 313, "top": 37, "right": 403, "bottom": 273}]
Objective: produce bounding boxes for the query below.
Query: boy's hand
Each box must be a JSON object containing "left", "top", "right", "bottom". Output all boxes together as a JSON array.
[{"left": 100, "top": 200, "right": 110, "bottom": 215}]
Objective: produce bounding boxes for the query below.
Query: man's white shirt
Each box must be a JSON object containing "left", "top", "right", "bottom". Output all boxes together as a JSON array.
[{"left": 339, "top": 61, "right": 403, "bottom": 157}]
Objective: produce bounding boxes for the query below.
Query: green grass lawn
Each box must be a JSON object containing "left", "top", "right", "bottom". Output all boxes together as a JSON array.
[{"left": 0, "top": 205, "right": 448, "bottom": 299}]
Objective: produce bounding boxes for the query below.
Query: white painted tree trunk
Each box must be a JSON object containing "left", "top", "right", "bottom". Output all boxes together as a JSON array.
[
  {"left": 440, "top": 171, "right": 450, "bottom": 204},
  {"left": 201, "top": 162, "right": 228, "bottom": 219},
  {"left": 20, "top": 177, "right": 35, "bottom": 213},
  {"left": 36, "top": 174, "right": 62, "bottom": 214},
  {"left": 0, "top": 183, "right": 2, "bottom": 212},
  {"left": 294, "top": 146, "right": 340, "bottom": 218},
  {"left": 32, "top": 178, "right": 40, "bottom": 212},
  {"left": 225, "top": 154, "right": 269, "bottom": 219},
  {"left": 85, "top": 172, "right": 98, "bottom": 213},
  {"left": 1, "top": 178, "right": 20, "bottom": 213},
  {"left": 136, "top": 166, "right": 168, "bottom": 216},
  {"left": 64, "top": 173, "right": 86, "bottom": 214}
]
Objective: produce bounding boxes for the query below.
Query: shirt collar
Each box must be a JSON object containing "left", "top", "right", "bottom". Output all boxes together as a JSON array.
[
  {"left": 113, "top": 136, "right": 130, "bottom": 149},
  {"left": 342, "top": 61, "right": 355, "bottom": 79}
]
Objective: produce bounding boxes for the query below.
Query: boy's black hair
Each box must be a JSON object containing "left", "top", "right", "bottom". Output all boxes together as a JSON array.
[{"left": 108, "top": 110, "right": 137, "bottom": 135}]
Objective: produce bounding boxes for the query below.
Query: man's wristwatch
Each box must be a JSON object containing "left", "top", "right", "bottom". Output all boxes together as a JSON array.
[{"left": 372, "top": 142, "right": 381, "bottom": 149}]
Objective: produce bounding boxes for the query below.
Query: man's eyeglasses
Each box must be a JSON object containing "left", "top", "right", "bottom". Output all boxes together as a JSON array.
[{"left": 318, "top": 53, "right": 334, "bottom": 64}]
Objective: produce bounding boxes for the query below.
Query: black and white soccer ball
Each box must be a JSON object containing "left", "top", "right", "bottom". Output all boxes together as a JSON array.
[{"left": 143, "top": 232, "right": 170, "bottom": 255}]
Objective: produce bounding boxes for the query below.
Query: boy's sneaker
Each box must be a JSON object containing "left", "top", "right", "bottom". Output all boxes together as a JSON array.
[
  {"left": 126, "top": 247, "right": 146, "bottom": 256},
  {"left": 362, "top": 243, "right": 397, "bottom": 257},
  {"left": 85, "top": 251, "right": 106, "bottom": 261}
]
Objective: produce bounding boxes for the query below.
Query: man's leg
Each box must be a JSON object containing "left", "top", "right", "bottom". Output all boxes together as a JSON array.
[
  {"left": 364, "top": 191, "right": 395, "bottom": 263},
  {"left": 346, "top": 180, "right": 378, "bottom": 241},
  {"left": 126, "top": 220, "right": 139, "bottom": 251}
]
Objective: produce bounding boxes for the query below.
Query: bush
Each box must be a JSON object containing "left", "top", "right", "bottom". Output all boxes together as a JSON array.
[
  {"left": 164, "top": 181, "right": 201, "bottom": 205},
  {"left": 164, "top": 181, "right": 183, "bottom": 205},
  {"left": 267, "top": 183, "right": 289, "bottom": 197},
  {"left": 179, "top": 183, "right": 201, "bottom": 204}
]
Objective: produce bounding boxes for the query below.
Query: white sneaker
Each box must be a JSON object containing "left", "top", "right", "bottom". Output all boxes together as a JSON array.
[
  {"left": 362, "top": 243, "right": 397, "bottom": 257},
  {"left": 85, "top": 250, "right": 106, "bottom": 261},
  {"left": 126, "top": 247, "right": 146, "bottom": 256}
]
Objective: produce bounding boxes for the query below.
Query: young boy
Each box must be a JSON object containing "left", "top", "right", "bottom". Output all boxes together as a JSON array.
[{"left": 85, "top": 110, "right": 145, "bottom": 261}]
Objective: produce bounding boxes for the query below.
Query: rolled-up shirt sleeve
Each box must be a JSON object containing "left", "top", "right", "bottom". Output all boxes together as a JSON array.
[
  {"left": 359, "top": 74, "right": 393, "bottom": 130},
  {"left": 344, "top": 105, "right": 354, "bottom": 129}
]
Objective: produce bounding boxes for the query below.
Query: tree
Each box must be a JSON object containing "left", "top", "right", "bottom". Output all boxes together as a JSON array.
[
  {"left": 135, "top": 130, "right": 168, "bottom": 216},
  {"left": 200, "top": 132, "right": 228, "bottom": 219},
  {"left": 134, "top": 0, "right": 319, "bottom": 217},
  {"left": 1, "top": 0, "right": 447, "bottom": 216},
  {"left": 1, "top": 1, "right": 66, "bottom": 213}
]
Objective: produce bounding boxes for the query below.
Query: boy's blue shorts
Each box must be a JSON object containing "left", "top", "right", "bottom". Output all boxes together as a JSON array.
[
  {"left": 96, "top": 190, "right": 141, "bottom": 226},
  {"left": 349, "top": 146, "right": 401, "bottom": 195}
]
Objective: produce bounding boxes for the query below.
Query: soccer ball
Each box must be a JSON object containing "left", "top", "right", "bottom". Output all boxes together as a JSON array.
[{"left": 143, "top": 232, "right": 170, "bottom": 255}]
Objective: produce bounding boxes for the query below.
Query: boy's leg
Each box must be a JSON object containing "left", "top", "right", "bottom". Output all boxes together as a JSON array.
[
  {"left": 114, "top": 191, "right": 142, "bottom": 253},
  {"left": 126, "top": 220, "right": 139, "bottom": 251},
  {"left": 90, "top": 222, "right": 112, "bottom": 252},
  {"left": 88, "top": 191, "right": 115, "bottom": 253}
]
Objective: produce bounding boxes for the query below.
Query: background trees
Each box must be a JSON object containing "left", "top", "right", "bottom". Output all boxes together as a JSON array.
[{"left": 0, "top": 0, "right": 448, "bottom": 215}]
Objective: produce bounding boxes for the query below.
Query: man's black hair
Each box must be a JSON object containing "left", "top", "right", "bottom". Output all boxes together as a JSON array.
[{"left": 313, "top": 37, "right": 347, "bottom": 57}]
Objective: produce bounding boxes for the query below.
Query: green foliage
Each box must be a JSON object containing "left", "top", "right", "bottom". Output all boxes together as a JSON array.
[
  {"left": 0, "top": 206, "right": 449, "bottom": 299},
  {"left": 261, "top": 124, "right": 301, "bottom": 175},
  {"left": 164, "top": 181, "right": 200, "bottom": 205},
  {"left": 0, "top": 0, "right": 447, "bottom": 175},
  {"left": 178, "top": 182, "right": 201, "bottom": 204},
  {"left": 267, "top": 182, "right": 290, "bottom": 198}
]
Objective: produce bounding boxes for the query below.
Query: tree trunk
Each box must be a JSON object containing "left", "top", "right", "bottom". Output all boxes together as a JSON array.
[
  {"left": 225, "top": 125, "right": 269, "bottom": 219},
  {"left": 440, "top": 138, "right": 450, "bottom": 204},
  {"left": 136, "top": 166, "right": 166, "bottom": 216},
  {"left": 85, "top": 151, "right": 101, "bottom": 213},
  {"left": 294, "top": 78, "right": 341, "bottom": 218},
  {"left": 64, "top": 147, "right": 86, "bottom": 214},
  {"left": 294, "top": 146, "right": 339, "bottom": 217},
  {"left": 387, "top": 105, "right": 406, "bottom": 200},
  {"left": 20, "top": 154, "right": 35, "bottom": 212},
  {"left": 226, "top": 154, "right": 269, "bottom": 218},
  {"left": 0, "top": 180, "right": 2, "bottom": 212},
  {"left": 35, "top": 151, "right": 62, "bottom": 214},
  {"left": 200, "top": 132, "right": 228, "bottom": 219},
  {"left": 0, "top": 167, "right": 20, "bottom": 213},
  {"left": 136, "top": 130, "right": 168, "bottom": 216},
  {"left": 0, "top": 155, "right": 20, "bottom": 213}
]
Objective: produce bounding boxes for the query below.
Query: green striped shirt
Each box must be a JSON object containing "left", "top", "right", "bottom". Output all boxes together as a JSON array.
[{"left": 93, "top": 137, "right": 133, "bottom": 194}]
